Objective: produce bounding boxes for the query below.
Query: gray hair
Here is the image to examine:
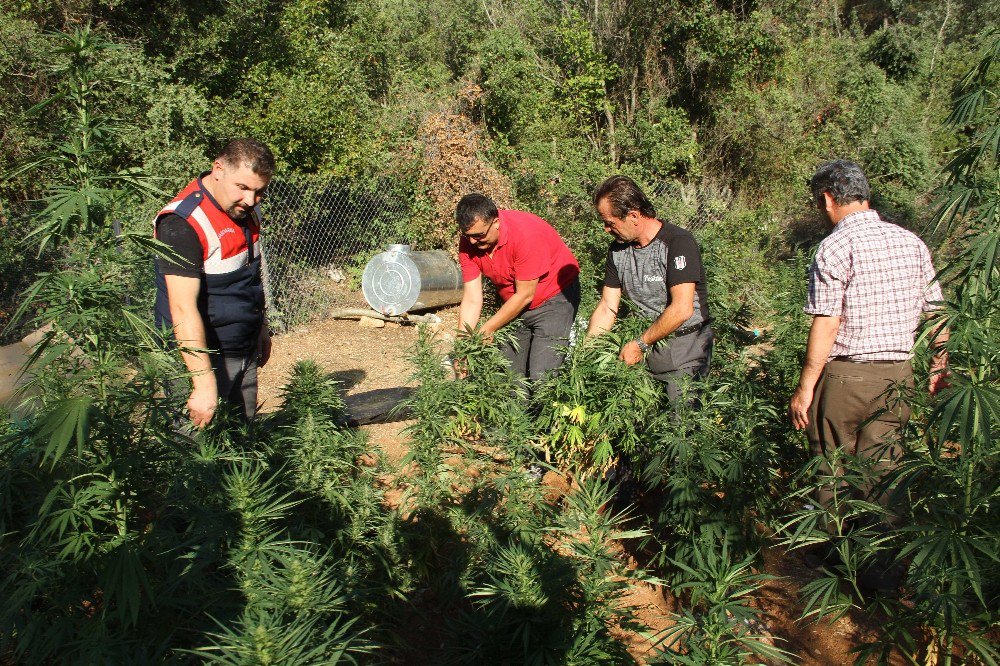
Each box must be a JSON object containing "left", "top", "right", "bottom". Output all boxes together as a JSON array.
[{"left": 809, "top": 160, "right": 870, "bottom": 205}]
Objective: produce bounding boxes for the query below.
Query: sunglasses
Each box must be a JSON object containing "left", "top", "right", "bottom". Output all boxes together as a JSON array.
[{"left": 463, "top": 218, "right": 496, "bottom": 241}]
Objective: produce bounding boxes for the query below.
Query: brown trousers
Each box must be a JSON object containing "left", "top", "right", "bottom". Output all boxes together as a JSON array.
[{"left": 806, "top": 359, "right": 913, "bottom": 517}]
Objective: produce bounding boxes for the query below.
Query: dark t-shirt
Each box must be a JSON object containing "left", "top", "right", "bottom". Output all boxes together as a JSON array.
[
  {"left": 603, "top": 221, "right": 712, "bottom": 375},
  {"left": 155, "top": 214, "right": 203, "bottom": 278},
  {"left": 603, "top": 221, "right": 710, "bottom": 328}
]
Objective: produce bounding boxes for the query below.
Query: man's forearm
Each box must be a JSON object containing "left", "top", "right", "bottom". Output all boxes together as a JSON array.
[
  {"left": 797, "top": 315, "right": 841, "bottom": 391},
  {"left": 458, "top": 298, "right": 483, "bottom": 332},
  {"left": 788, "top": 315, "right": 840, "bottom": 430},
  {"left": 587, "top": 304, "right": 617, "bottom": 337},
  {"left": 483, "top": 291, "right": 533, "bottom": 335},
  {"left": 641, "top": 301, "right": 693, "bottom": 345},
  {"left": 171, "top": 308, "right": 214, "bottom": 386},
  {"left": 929, "top": 320, "right": 950, "bottom": 355}
]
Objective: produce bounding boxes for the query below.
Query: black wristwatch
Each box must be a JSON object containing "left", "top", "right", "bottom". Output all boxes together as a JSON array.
[{"left": 635, "top": 337, "right": 651, "bottom": 354}]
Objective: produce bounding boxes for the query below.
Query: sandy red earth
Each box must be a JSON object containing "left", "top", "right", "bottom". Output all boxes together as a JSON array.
[{"left": 257, "top": 308, "right": 895, "bottom": 665}]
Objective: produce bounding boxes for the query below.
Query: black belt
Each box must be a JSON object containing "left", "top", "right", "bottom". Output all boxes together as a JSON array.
[
  {"left": 831, "top": 356, "right": 908, "bottom": 364},
  {"left": 674, "top": 318, "right": 711, "bottom": 337}
]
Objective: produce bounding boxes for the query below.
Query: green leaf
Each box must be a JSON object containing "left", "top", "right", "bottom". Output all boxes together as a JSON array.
[{"left": 33, "top": 397, "right": 93, "bottom": 468}]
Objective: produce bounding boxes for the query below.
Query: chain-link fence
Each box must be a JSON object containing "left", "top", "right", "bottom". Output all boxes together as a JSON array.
[
  {"left": 254, "top": 175, "right": 731, "bottom": 332},
  {"left": 259, "top": 177, "right": 413, "bottom": 331},
  {"left": 648, "top": 179, "right": 733, "bottom": 233}
]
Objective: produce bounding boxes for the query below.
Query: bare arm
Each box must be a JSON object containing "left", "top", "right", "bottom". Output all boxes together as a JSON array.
[
  {"left": 587, "top": 286, "right": 621, "bottom": 337},
  {"left": 619, "top": 282, "right": 696, "bottom": 365},
  {"left": 928, "top": 319, "right": 950, "bottom": 396},
  {"left": 789, "top": 314, "right": 841, "bottom": 430},
  {"left": 482, "top": 278, "right": 538, "bottom": 336},
  {"left": 164, "top": 273, "right": 218, "bottom": 427},
  {"left": 458, "top": 275, "right": 484, "bottom": 333}
]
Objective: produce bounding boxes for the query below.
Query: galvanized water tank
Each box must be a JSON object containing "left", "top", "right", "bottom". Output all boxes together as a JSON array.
[{"left": 362, "top": 244, "right": 463, "bottom": 316}]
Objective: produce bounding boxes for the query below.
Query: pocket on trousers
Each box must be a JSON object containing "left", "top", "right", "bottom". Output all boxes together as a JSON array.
[
  {"left": 646, "top": 344, "right": 676, "bottom": 374},
  {"left": 824, "top": 371, "right": 866, "bottom": 382}
]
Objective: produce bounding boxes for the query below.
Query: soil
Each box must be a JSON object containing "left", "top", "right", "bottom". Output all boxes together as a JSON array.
[{"left": 256, "top": 307, "right": 877, "bottom": 665}]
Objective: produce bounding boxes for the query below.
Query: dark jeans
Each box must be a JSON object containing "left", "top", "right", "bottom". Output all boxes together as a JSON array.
[
  {"left": 213, "top": 351, "right": 259, "bottom": 420},
  {"left": 500, "top": 278, "right": 580, "bottom": 383},
  {"left": 167, "top": 350, "right": 259, "bottom": 424}
]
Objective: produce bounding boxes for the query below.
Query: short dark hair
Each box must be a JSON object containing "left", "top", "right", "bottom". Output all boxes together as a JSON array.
[
  {"left": 217, "top": 138, "right": 276, "bottom": 180},
  {"left": 809, "top": 160, "right": 870, "bottom": 205},
  {"left": 592, "top": 175, "right": 656, "bottom": 219},
  {"left": 456, "top": 193, "right": 499, "bottom": 231}
]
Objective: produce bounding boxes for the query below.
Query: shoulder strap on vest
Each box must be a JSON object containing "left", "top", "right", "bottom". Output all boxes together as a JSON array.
[{"left": 174, "top": 190, "right": 207, "bottom": 221}]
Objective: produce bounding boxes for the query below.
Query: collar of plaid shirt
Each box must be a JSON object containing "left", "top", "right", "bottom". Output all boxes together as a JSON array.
[{"left": 833, "top": 208, "right": 879, "bottom": 230}]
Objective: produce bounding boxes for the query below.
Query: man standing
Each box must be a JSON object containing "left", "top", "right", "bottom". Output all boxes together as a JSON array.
[
  {"left": 587, "top": 176, "right": 713, "bottom": 401},
  {"left": 457, "top": 194, "right": 580, "bottom": 382},
  {"left": 154, "top": 138, "right": 275, "bottom": 427},
  {"left": 789, "top": 160, "right": 948, "bottom": 515}
]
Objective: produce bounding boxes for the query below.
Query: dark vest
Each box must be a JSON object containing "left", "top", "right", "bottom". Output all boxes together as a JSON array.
[{"left": 154, "top": 177, "right": 265, "bottom": 355}]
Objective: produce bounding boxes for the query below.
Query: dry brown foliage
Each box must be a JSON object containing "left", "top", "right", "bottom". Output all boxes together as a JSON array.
[{"left": 414, "top": 102, "right": 514, "bottom": 254}]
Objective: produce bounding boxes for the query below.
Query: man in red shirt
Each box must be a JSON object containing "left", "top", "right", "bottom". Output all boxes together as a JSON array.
[{"left": 456, "top": 194, "right": 580, "bottom": 382}]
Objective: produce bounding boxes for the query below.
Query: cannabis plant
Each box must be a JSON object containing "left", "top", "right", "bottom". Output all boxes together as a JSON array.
[
  {"left": 400, "top": 327, "right": 534, "bottom": 506},
  {"left": 639, "top": 369, "right": 786, "bottom": 580},
  {"left": 869, "top": 28, "right": 1000, "bottom": 663},
  {"left": 653, "top": 543, "right": 792, "bottom": 665},
  {"left": 450, "top": 326, "right": 534, "bottom": 454},
  {"left": 271, "top": 361, "right": 410, "bottom": 608},
  {"left": 0, "top": 26, "right": 193, "bottom": 663},
  {"left": 532, "top": 316, "right": 660, "bottom": 475},
  {"left": 0, "top": 27, "right": 379, "bottom": 664},
  {"left": 450, "top": 479, "right": 654, "bottom": 665},
  {"left": 4, "top": 25, "right": 161, "bottom": 253},
  {"left": 776, "top": 449, "right": 901, "bottom": 621}
]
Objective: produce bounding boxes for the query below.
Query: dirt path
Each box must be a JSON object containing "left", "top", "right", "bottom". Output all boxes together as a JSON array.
[{"left": 257, "top": 308, "right": 869, "bottom": 664}]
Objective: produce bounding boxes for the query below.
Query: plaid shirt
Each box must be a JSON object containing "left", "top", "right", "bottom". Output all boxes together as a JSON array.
[{"left": 806, "top": 209, "right": 942, "bottom": 361}]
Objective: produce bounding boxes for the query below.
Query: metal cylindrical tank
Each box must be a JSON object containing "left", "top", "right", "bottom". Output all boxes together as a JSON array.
[{"left": 362, "top": 244, "right": 463, "bottom": 316}]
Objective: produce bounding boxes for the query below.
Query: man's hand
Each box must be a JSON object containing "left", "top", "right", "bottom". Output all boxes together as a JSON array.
[
  {"left": 789, "top": 385, "right": 813, "bottom": 431},
  {"left": 928, "top": 354, "right": 950, "bottom": 396},
  {"left": 457, "top": 323, "right": 493, "bottom": 345},
  {"left": 258, "top": 328, "right": 272, "bottom": 367},
  {"left": 452, "top": 356, "right": 469, "bottom": 379},
  {"left": 790, "top": 315, "right": 839, "bottom": 432},
  {"left": 619, "top": 340, "right": 644, "bottom": 366},
  {"left": 188, "top": 383, "right": 219, "bottom": 428}
]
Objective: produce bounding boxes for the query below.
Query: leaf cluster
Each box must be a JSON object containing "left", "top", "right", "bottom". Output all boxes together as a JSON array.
[{"left": 532, "top": 316, "right": 660, "bottom": 474}]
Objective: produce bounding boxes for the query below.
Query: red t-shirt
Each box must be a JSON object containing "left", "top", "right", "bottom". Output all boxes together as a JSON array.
[{"left": 459, "top": 209, "right": 580, "bottom": 309}]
